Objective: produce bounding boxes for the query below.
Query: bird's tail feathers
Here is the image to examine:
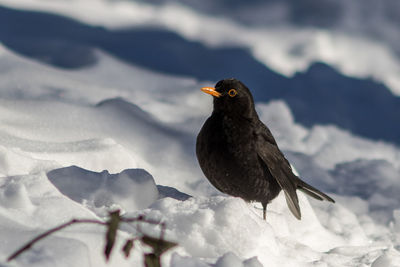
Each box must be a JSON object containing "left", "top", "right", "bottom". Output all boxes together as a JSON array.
[
  {"left": 273, "top": 170, "right": 302, "bottom": 220},
  {"left": 283, "top": 190, "right": 301, "bottom": 220},
  {"left": 296, "top": 179, "right": 335, "bottom": 203}
]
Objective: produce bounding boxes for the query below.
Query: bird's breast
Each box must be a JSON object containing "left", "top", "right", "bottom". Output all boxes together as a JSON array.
[{"left": 196, "top": 114, "right": 266, "bottom": 199}]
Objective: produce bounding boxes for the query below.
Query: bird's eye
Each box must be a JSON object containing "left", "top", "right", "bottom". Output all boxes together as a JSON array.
[{"left": 228, "top": 89, "right": 237, "bottom": 97}]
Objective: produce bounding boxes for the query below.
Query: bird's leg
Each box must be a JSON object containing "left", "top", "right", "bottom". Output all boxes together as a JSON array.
[{"left": 262, "top": 202, "right": 267, "bottom": 220}]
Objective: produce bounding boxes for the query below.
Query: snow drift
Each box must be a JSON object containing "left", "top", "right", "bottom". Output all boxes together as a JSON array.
[{"left": 0, "top": 2, "right": 400, "bottom": 266}]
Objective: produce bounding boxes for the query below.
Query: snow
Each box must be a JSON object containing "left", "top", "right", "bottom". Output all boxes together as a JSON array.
[
  {"left": 256, "top": 101, "right": 400, "bottom": 170},
  {"left": 139, "top": 194, "right": 349, "bottom": 265},
  {"left": 372, "top": 249, "right": 400, "bottom": 267},
  {"left": 0, "top": 3, "right": 400, "bottom": 266},
  {"left": 47, "top": 166, "right": 158, "bottom": 216},
  {"left": 1, "top": 0, "right": 400, "bottom": 96}
]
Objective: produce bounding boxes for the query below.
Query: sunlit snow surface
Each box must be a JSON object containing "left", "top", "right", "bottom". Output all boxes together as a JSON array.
[
  {"left": 0, "top": 4, "right": 400, "bottom": 266},
  {"left": 1, "top": 0, "right": 400, "bottom": 95}
]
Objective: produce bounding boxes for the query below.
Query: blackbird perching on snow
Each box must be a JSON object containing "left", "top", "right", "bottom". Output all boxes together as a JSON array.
[{"left": 196, "top": 78, "right": 334, "bottom": 220}]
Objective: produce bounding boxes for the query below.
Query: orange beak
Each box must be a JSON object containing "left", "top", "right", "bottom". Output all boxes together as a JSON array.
[{"left": 201, "top": 87, "right": 221, "bottom": 98}]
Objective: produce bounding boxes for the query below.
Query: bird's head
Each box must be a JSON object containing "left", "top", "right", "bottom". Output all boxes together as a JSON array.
[{"left": 201, "top": 78, "right": 256, "bottom": 119}]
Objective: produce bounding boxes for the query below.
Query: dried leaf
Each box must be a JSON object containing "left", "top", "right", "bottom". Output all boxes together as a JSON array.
[
  {"left": 122, "top": 239, "right": 134, "bottom": 258},
  {"left": 144, "top": 253, "right": 160, "bottom": 267},
  {"left": 141, "top": 235, "right": 177, "bottom": 256},
  {"left": 104, "top": 210, "right": 121, "bottom": 261}
]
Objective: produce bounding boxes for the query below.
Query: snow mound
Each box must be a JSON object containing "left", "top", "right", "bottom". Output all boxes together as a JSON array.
[
  {"left": 0, "top": 145, "right": 57, "bottom": 177},
  {"left": 1, "top": 0, "right": 399, "bottom": 95},
  {"left": 171, "top": 252, "right": 263, "bottom": 267},
  {"left": 47, "top": 166, "right": 158, "bottom": 216},
  {"left": 157, "top": 185, "right": 191, "bottom": 201},
  {"left": 0, "top": 172, "right": 138, "bottom": 267},
  {"left": 257, "top": 100, "right": 400, "bottom": 171},
  {"left": 371, "top": 248, "right": 400, "bottom": 267},
  {"left": 1, "top": 16, "right": 400, "bottom": 266},
  {"left": 0, "top": 43, "right": 208, "bottom": 195},
  {"left": 130, "top": 194, "right": 367, "bottom": 266},
  {"left": 214, "top": 252, "right": 263, "bottom": 267}
]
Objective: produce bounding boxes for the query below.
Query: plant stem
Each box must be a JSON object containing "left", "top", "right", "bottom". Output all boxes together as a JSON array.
[{"left": 7, "top": 219, "right": 106, "bottom": 262}]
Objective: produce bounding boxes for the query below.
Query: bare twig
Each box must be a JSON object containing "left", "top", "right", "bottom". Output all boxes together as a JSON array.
[
  {"left": 7, "top": 212, "right": 170, "bottom": 265},
  {"left": 7, "top": 219, "right": 106, "bottom": 262}
]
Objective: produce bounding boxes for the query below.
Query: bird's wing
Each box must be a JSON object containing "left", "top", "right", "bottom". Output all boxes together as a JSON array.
[{"left": 255, "top": 122, "right": 302, "bottom": 219}]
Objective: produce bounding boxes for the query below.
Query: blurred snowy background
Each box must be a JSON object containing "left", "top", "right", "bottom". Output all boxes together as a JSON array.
[{"left": 0, "top": 0, "right": 400, "bottom": 266}]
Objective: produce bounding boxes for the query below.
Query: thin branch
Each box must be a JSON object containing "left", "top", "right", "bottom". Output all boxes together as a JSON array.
[
  {"left": 7, "top": 213, "right": 165, "bottom": 263},
  {"left": 7, "top": 219, "right": 106, "bottom": 262}
]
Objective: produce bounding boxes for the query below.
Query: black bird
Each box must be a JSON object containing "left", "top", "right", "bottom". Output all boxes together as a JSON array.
[{"left": 196, "top": 78, "right": 334, "bottom": 220}]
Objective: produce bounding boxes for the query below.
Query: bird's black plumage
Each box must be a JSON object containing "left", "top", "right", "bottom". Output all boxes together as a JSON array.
[{"left": 196, "top": 78, "right": 334, "bottom": 220}]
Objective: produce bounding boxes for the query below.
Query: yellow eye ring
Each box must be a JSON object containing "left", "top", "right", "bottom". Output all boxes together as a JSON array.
[{"left": 228, "top": 89, "right": 237, "bottom": 97}]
